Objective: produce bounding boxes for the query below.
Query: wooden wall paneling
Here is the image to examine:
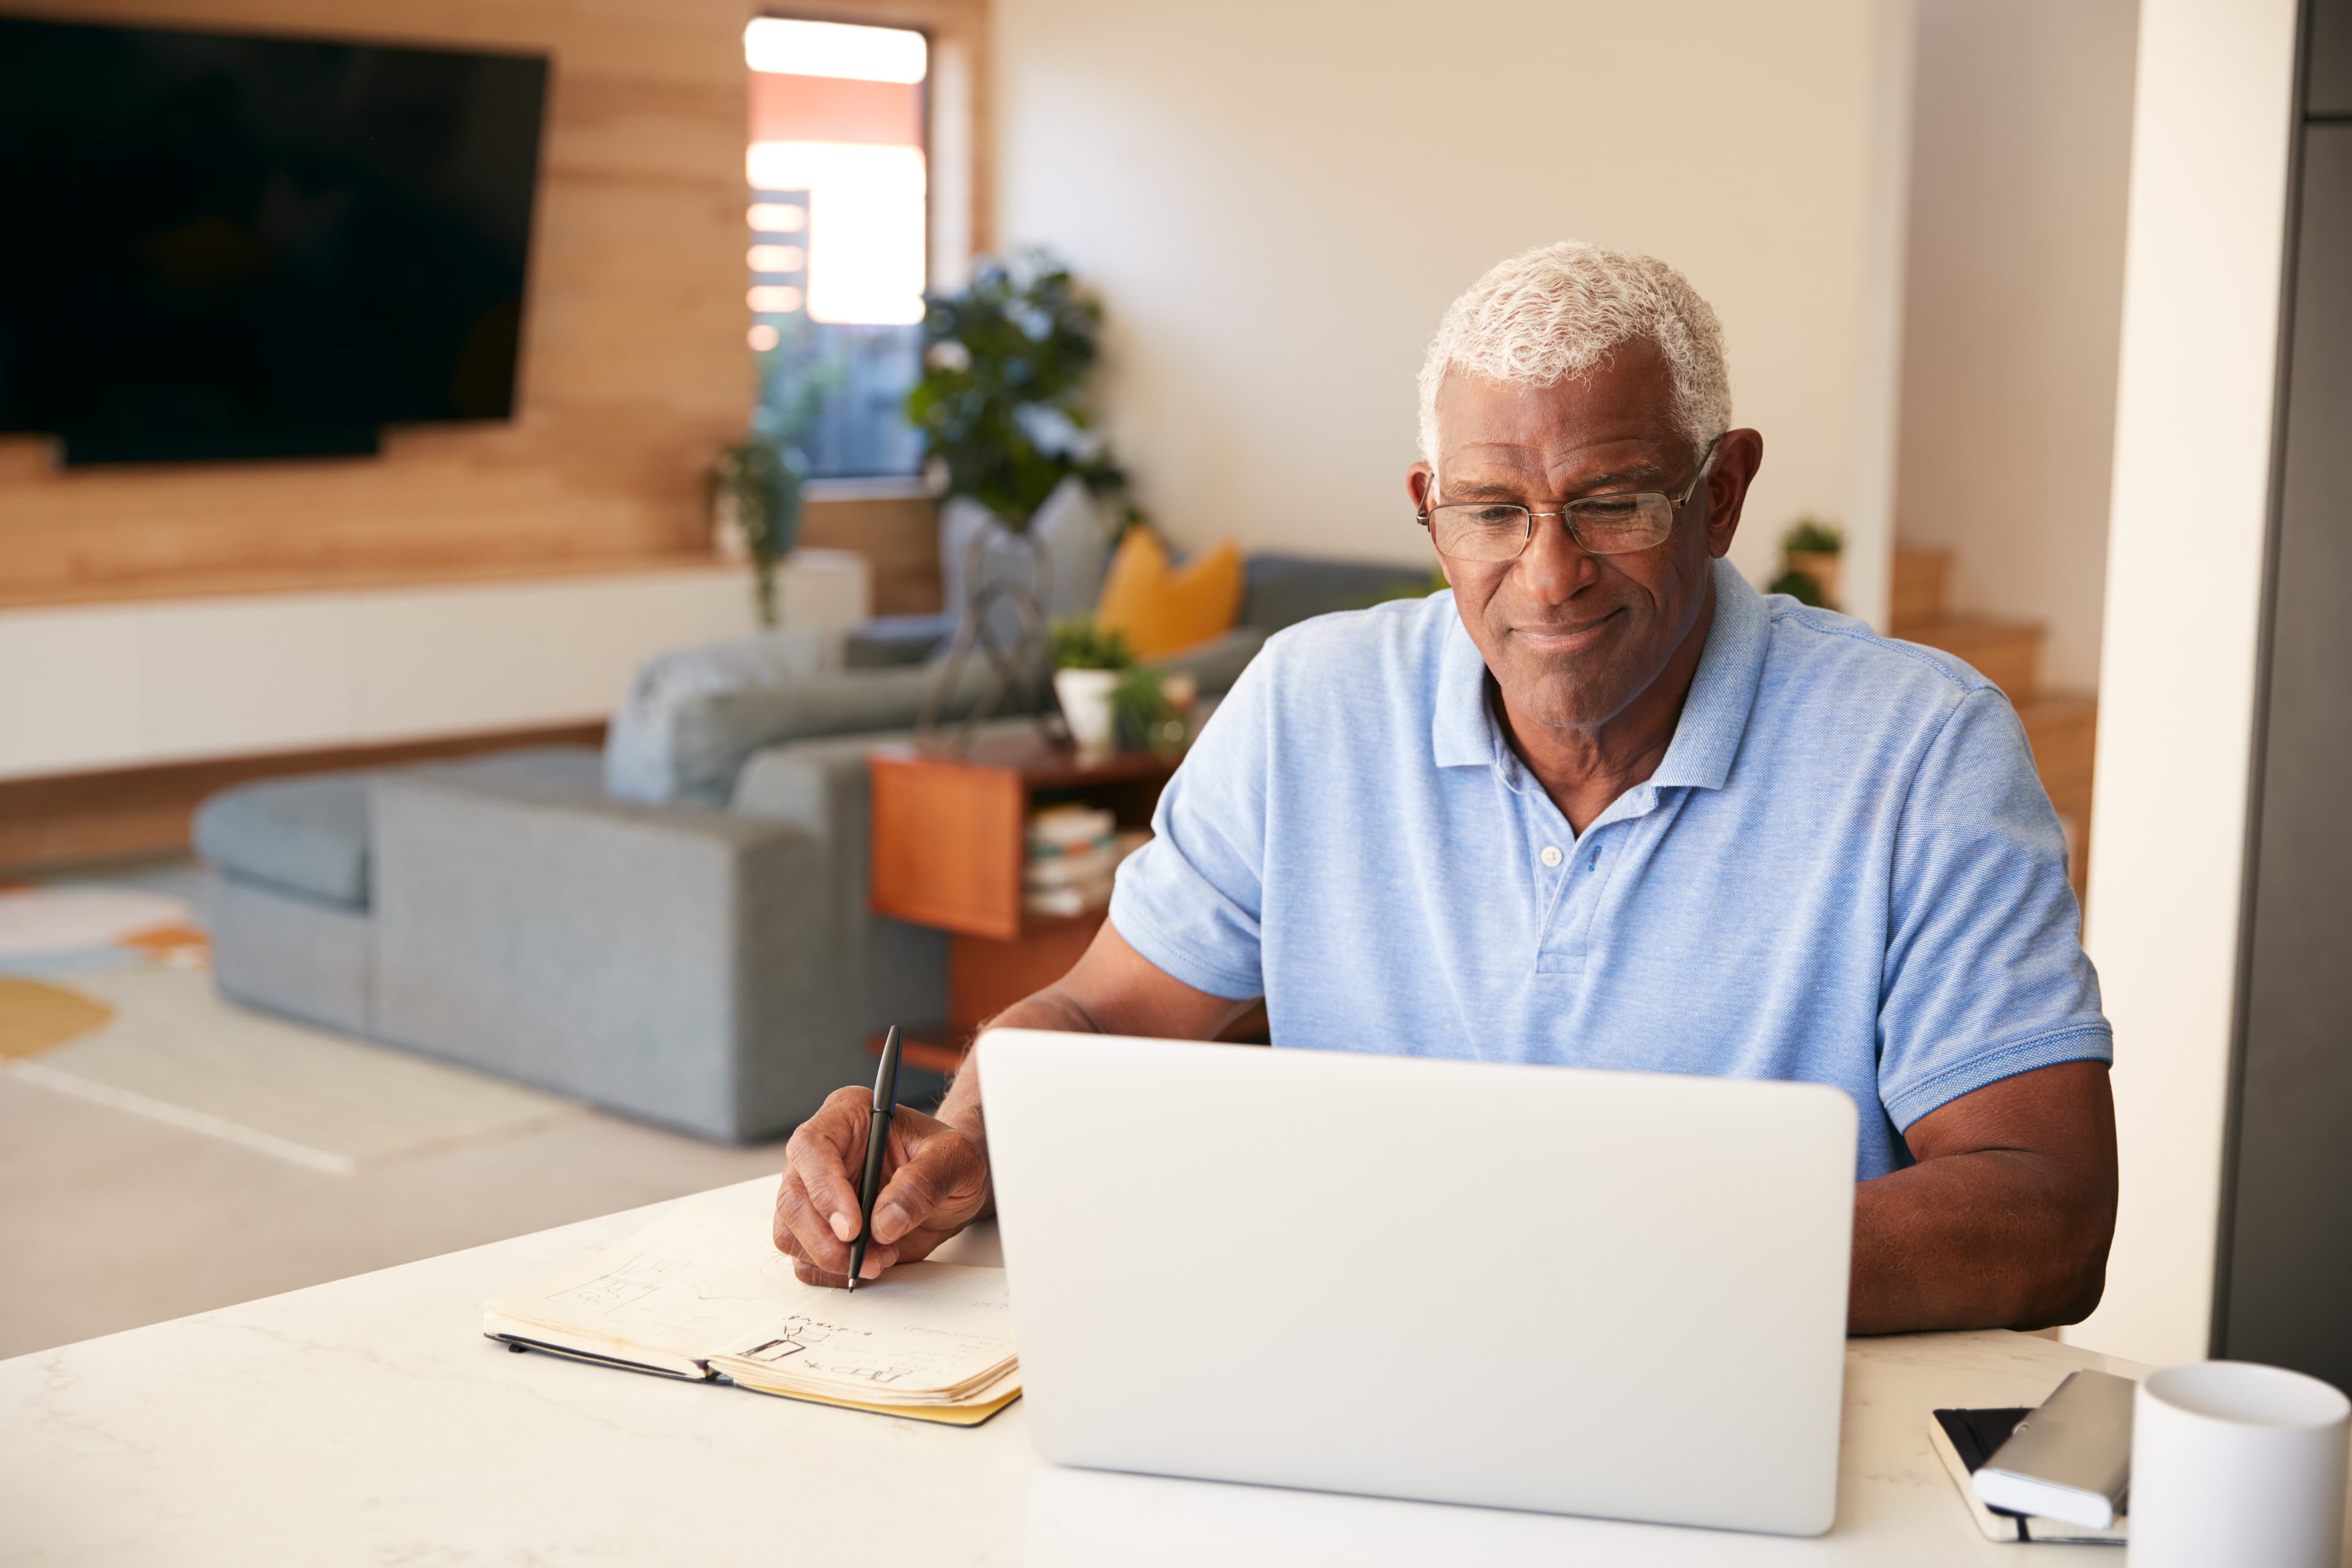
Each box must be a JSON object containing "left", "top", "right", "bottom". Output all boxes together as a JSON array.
[
  {"left": 0, "top": 0, "right": 755, "bottom": 608},
  {"left": 798, "top": 493, "right": 943, "bottom": 614},
  {"left": 0, "top": 0, "right": 990, "bottom": 613}
]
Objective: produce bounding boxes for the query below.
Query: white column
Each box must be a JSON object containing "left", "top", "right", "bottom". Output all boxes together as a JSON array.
[
  {"left": 2068, "top": 0, "right": 2301, "bottom": 1368},
  {"left": 1838, "top": 0, "right": 1917, "bottom": 633}
]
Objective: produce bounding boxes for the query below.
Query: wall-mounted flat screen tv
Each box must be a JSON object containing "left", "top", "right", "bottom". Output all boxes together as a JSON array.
[{"left": 0, "top": 17, "right": 549, "bottom": 466}]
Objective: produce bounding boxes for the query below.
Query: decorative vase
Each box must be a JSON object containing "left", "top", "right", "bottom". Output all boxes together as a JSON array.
[
  {"left": 919, "top": 522, "right": 1058, "bottom": 749},
  {"left": 1053, "top": 668, "right": 1121, "bottom": 758}
]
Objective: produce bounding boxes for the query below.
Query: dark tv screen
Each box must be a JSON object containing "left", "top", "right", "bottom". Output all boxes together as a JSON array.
[{"left": 0, "top": 17, "right": 548, "bottom": 465}]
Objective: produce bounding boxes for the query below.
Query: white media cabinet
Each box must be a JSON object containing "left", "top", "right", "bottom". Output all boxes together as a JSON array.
[{"left": 0, "top": 552, "right": 870, "bottom": 781}]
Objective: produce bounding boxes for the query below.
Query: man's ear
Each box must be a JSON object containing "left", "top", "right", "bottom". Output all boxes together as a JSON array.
[
  {"left": 1406, "top": 462, "right": 1435, "bottom": 516},
  {"left": 1703, "top": 429, "right": 1764, "bottom": 560}
]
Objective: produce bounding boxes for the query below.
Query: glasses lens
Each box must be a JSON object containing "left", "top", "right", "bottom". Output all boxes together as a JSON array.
[
  {"left": 1567, "top": 494, "right": 1674, "bottom": 554},
  {"left": 1427, "top": 503, "right": 1529, "bottom": 562}
]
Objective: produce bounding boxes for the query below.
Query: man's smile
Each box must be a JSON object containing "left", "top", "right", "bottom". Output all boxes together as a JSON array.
[{"left": 1507, "top": 608, "right": 1626, "bottom": 654}]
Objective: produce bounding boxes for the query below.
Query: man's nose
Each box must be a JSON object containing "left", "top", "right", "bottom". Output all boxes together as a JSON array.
[{"left": 1512, "top": 512, "right": 1602, "bottom": 603}]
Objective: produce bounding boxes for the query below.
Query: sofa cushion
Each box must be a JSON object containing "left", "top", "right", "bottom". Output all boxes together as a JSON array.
[
  {"left": 195, "top": 768, "right": 377, "bottom": 908},
  {"left": 414, "top": 746, "right": 606, "bottom": 799},
  {"left": 194, "top": 747, "right": 605, "bottom": 909},
  {"left": 603, "top": 627, "right": 830, "bottom": 802},
  {"left": 844, "top": 613, "right": 953, "bottom": 669},
  {"left": 645, "top": 658, "right": 1044, "bottom": 806},
  {"left": 938, "top": 477, "right": 1106, "bottom": 650},
  {"left": 1240, "top": 553, "right": 1438, "bottom": 632},
  {"left": 1096, "top": 532, "right": 1245, "bottom": 660}
]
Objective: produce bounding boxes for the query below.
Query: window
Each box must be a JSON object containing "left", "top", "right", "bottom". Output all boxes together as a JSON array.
[{"left": 745, "top": 17, "right": 929, "bottom": 478}]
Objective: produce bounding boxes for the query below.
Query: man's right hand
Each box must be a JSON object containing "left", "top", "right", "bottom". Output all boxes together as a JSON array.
[{"left": 772, "top": 1085, "right": 990, "bottom": 1288}]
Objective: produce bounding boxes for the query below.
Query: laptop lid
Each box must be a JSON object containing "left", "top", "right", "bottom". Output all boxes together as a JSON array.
[{"left": 978, "top": 1030, "right": 1857, "bottom": 1537}]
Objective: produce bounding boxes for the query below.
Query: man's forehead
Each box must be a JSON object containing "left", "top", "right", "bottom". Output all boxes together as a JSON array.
[
  {"left": 1433, "top": 364, "right": 1681, "bottom": 461},
  {"left": 1436, "top": 414, "right": 1683, "bottom": 493}
]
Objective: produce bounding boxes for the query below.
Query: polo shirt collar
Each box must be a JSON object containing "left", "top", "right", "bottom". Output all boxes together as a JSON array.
[
  {"left": 1429, "top": 557, "right": 1770, "bottom": 793},
  {"left": 1431, "top": 606, "right": 1506, "bottom": 771},
  {"left": 1648, "top": 557, "right": 1770, "bottom": 791}
]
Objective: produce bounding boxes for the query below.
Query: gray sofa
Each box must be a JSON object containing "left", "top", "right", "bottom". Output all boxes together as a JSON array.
[{"left": 194, "top": 553, "right": 1431, "bottom": 1142}]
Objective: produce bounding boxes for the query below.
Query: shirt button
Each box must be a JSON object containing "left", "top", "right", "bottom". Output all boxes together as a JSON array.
[{"left": 1540, "top": 845, "right": 1564, "bottom": 868}]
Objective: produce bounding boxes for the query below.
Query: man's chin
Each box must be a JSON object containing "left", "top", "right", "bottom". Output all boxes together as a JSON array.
[{"left": 1494, "top": 663, "right": 1635, "bottom": 733}]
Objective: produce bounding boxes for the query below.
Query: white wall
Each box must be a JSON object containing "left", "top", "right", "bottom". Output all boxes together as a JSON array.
[
  {"left": 1893, "top": 0, "right": 2138, "bottom": 687},
  {"left": 2068, "top": 0, "right": 2301, "bottom": 1368},
  {"left": 991, "top": 0, "right": 1915, "bottom": 628}
]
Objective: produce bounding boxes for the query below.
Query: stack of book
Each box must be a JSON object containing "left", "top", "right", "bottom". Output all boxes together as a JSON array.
[{"left": 1023, "top": 804, "right": 1149, "bottom": 918}]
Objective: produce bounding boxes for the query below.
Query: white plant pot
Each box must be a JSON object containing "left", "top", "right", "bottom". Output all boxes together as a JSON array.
[{"left": 1054, "top": 668, "right": 1121, "bottom": 758}]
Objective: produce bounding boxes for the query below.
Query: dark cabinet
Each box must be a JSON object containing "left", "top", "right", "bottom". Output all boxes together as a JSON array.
[
  {"left": 2219, "top": 36, "right": 2352, "bottom": 1384},
  {"left": 2312, "top": 0, "right": 2351, "bottom": 116}
]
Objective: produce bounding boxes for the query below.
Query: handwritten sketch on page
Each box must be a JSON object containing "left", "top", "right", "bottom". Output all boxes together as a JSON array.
[{"left": 484, "top": 1202, "right": 1018, "bottom": 1408}]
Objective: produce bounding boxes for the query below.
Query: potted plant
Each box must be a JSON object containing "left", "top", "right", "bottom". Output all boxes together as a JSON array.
[
  {"left": 1112, "top": 666, "right": 1196, "bottom": 756},
  {"left": 707, "top": 438, "right": 807, "bottom": 627},
  {"left": 906, "top": 255, "right": 1145, "bottom": 687},
  {"left": 707, "top": 328, "right": 838, "bottom": 627},
  {"left": 907, "top": 252, "right": 1137, "bottom": 540},
  {"left": 1049, "top": 616, "right": 1134, "bottom": 757},
  {"left": 1780, "top": 517, "right": 1845, "bottom": 609},
  {"left": 1766, "top": 566, "right": 1833, "bottom": 608}
]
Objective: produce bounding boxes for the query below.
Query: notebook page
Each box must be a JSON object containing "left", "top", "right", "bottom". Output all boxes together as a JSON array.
[
  {"left": 715, "top": 1262, "right": 1014, "bottom": 1397},
  {"left": 486, "top": 1202, "right": 1012, "bottom": 1387},
  {"left": 486, "top": 1202, "right": 813, "bottom": 1365}
]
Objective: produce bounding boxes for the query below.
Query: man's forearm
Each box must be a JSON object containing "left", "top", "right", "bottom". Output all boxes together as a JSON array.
[
  {"left": 1849, "top": 1150, "right": 2110, "bottom": 1335},
  {"left": 933, "top": 986, "right": 1105, "bottom": 1215}
]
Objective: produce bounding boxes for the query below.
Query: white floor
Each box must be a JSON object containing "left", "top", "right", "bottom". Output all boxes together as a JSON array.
[
  {"left": 0, "top": 1067, "right": 790, "bottom": 1360},
  {"left": 0, "top": 858, "right": 807, "bottom": 1359}
]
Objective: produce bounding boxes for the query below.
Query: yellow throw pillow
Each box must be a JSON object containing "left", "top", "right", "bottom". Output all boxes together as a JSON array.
[{"left": 1094, "top": 530, "right": 1244, "bottom": 661}]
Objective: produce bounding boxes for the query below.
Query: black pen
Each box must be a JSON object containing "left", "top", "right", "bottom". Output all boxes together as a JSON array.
[{"left": 846, "top": 1025, "right": 902, "bottom": 1291}]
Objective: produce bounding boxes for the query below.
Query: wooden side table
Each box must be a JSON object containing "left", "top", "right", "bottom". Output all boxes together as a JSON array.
[{"left": 868, "top": 736, "right": 1178, "bottom": 1072}]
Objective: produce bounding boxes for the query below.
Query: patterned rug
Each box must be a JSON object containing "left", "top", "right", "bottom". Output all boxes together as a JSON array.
[{"left": 0, "top": 872, "right": 582, "bottom": 1172}]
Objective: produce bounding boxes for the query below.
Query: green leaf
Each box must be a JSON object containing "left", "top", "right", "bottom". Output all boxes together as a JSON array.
[
  {"left": 906, "top": 249, "right": 1134, "bottom": 533},
  {"left": 1049, "top": 615, "right": 1136, "bottom": 671}
]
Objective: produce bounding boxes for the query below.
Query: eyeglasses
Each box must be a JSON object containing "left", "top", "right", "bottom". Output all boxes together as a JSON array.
[{"left": 1417, "top": 438, "right": 1721, "bottom": 564}]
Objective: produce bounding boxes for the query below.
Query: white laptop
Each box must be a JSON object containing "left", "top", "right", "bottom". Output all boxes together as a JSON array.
[{"left": 976, "top": 1030, "right": 1858, "bottom": 1537}]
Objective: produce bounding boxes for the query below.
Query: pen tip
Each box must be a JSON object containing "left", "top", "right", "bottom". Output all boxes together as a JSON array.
[{"left": 845, "top": 1276, "right": 857, "bottom": 1292}]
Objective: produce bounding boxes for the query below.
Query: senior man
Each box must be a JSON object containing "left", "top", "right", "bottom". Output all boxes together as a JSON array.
[{"left": 775, "top": 242, "right": 2117, "bottom": 1335}]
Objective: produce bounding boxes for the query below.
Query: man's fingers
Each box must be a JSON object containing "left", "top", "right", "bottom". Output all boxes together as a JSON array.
[
  {"left": 784, "top": 1088, "right": 876, "bottom": 1240},
  {"left": 774, "top": 1087, "right": 881, "bottom": 1272},
  {"left": 871, "top": 1119, "right": 990, "bottom": 1245},
  {"left": 791, "top": 1254, "right": 852, "bottom": 1289},
  {"left": 774, "top": 1175, "right": 851, "bottom": 1275},
  {"left": 878, "top": 1224, "right": 960, "bottom": 1267},
  {"left": 775, "top": 1096, "right": 989, "bottom": 1287}
]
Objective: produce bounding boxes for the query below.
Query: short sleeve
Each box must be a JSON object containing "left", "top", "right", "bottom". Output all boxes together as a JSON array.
[
  {"left": 1106, "top": 657, "right": 1273, "bottom": 1000},
  {"left": 1877, "top": 687, "right": 2113, "bottom": 1130}
]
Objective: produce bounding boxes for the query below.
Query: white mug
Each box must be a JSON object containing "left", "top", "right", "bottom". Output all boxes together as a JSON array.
[{"left": 2128, "top": 1360, "right": 2350, "bottom": 1567}]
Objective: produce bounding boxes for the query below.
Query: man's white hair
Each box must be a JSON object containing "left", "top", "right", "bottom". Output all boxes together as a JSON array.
[{"left": 1416, "top": 241, "right": 1732, "bottom": 472}]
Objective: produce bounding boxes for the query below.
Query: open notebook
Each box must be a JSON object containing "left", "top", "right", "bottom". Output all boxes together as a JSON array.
[{"left": 483, "top": 1201, "right": 1020, "bottom": 1425}]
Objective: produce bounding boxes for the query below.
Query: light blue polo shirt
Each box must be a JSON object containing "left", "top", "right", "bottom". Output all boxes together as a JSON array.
[{"left": 1108, "top": 558, "right": 2111, "bottom": 1180}]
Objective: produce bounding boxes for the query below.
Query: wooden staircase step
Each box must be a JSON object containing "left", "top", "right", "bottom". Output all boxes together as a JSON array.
[
  {"left": 2016, "top": 690, "right": 2098, "bottom": 818},
  {"left": 1893, "top": 615, "right": 2045, "bottom": 702},
  {"left": 1893, "top": 546, "right": 1953, "bottom": 626}
]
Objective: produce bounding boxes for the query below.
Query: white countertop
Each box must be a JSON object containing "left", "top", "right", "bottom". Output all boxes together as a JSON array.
[{"left": 0, "top": 1177, "right": 2207, "bottom": 1565}]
